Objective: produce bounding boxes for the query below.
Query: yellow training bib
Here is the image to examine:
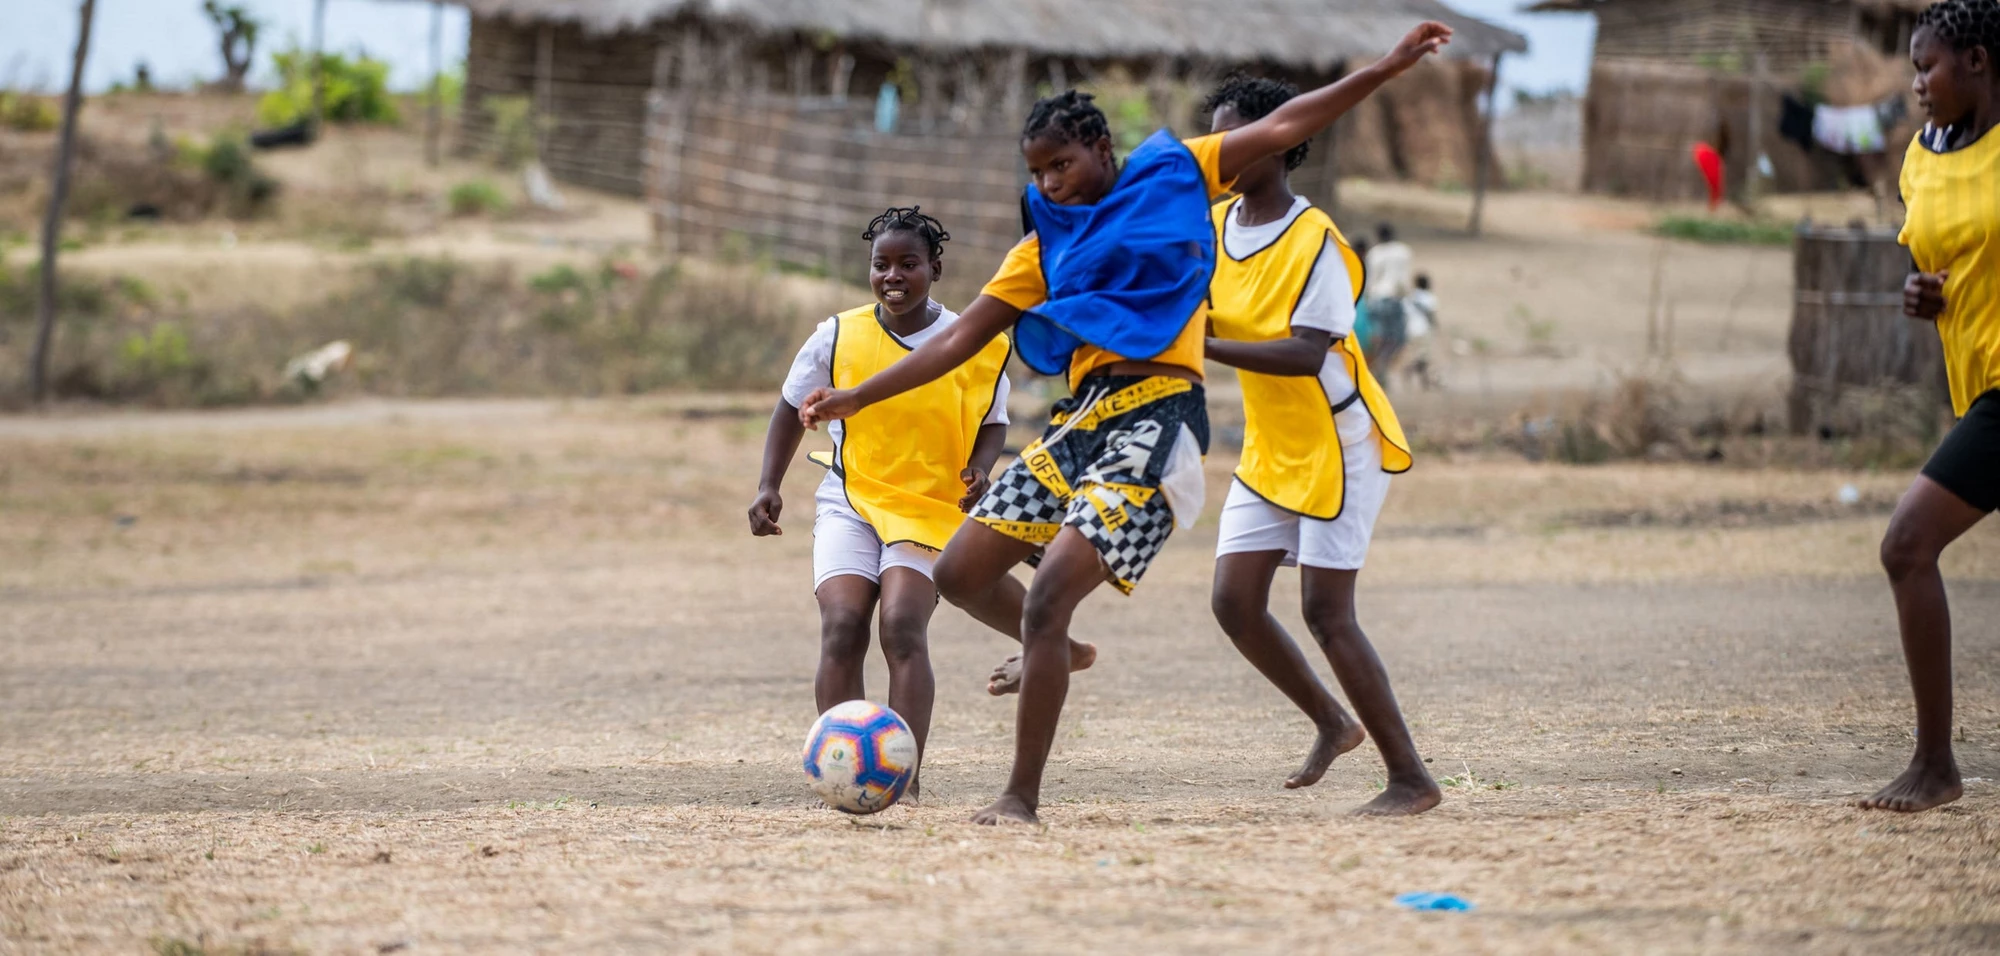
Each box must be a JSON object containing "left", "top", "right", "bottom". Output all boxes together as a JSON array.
[
  {"left": 1207, "top": 199, "right": 1412, "bottom": 519},
  {"left": 824, "top": 304, "right": 1012, "bottom": 551}
]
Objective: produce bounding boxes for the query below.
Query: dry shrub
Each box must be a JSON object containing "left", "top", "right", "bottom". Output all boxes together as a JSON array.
[
  {"left": 1510, "top": 363, "right": 1686, "bottom": 464},
  {"left": 2, "top": 254, "right": 840, "bottom": 406}
]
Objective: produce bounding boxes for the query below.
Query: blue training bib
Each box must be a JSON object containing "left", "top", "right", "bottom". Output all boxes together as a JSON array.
[{"left": 1014, "top": 130, "right": 1217, "bottom": 376}]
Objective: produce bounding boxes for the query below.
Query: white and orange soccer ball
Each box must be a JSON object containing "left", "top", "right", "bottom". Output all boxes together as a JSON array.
[{"left": 802, "top": 700, "right": 918, "bottom": 814}]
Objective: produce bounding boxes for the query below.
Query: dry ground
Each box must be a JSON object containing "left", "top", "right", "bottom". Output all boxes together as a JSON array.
[{"left": 2, "top": 398, "right": 1997, "bottom": 953}]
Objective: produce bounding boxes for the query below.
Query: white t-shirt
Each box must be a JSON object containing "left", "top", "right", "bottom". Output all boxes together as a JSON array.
[
  {"left": 1406, "top": 287, "right": 1437, "bottom": 338},
  {"left": 1364, "top": 240, "right": 1414, "bottom": 304},
  {"left": 1221, "top": 197, "right": 1374, "bottom": 447},
  {"left": 780, "top": 304, "right": 1012, "bottom": 522}
]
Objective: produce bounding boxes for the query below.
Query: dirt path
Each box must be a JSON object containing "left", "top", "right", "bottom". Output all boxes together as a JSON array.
[{"left": 1, "top": 400, "right": 1995, "bottom": 952}]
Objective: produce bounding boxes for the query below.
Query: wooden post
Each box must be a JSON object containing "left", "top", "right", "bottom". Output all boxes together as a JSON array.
[
  {"left": 310, "top": 0, "right": 327, "bottom": 127},
  {"left": 425, "top": 0, "right": 443, "bottom": 167},
  {"left": 1742, "top": 50, "right": 1767, "bottom": 212},
  {"left": 1469, "top": 52, "right": 1503, "bottom": 237},
  {"left": 30, "top": 0, "right": 96, "bottom": 404},
  {"left": 536, "top": 24, "right": 554, "bottom": 163}
]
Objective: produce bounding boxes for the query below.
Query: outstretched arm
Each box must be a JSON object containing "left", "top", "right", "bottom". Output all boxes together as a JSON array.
[
  {"left": 1206, "top": 328, "right": 1332, "bottom": 377},
  {"left": 1216, "top": 22, "right": 1452, "bottom": 184},
  {"left": 800, "top": 295, "right": 1023, "bottom": 426}
]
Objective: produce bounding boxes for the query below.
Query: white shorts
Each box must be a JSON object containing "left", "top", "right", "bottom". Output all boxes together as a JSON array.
[
  {"left": 1215, "top": 436, "right": 1391, "bottom": 570},
  {"left": 811, "top": 475, "right": 938, "bottom": 590}
]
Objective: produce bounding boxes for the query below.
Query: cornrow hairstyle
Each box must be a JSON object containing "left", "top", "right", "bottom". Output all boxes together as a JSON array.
[
  {"left": 1919, "top": 0, "right": 2000, "bottom": 54},
  {"left": 862, "top": 205, "right": 950, "bottom": 260},
  {"left": 1021, "top": 89, "right": 1111, "bottom": 147},
  {"left": 1202, "top": 73, "right": 1311, "bottom": 171}
]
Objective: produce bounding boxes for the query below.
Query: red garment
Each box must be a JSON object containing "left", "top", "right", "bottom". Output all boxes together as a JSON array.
[{"left": 1691, "top": 143, "right": 1724, "bottom": 209}]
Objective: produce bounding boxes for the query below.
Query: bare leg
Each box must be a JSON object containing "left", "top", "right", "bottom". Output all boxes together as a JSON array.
[
  {"left": 1864, "top": 476, "right": 1983, "bottom": 812},
  {"left": 970, "top": 527, "right": 1108, "bottom": 825},
  {"left": 876, "top": 566, "right": 939, "bottom": 802},
  {"left": 1211, "top": 550, "right": 1364, "bottom": 788},
  {"left": 813, "top": 575, "right": 877, "bottom": 714},
  {"left": 933, "top": 520, "right": 1097, "bottom": 695},
  {"left": 1300, "top": 567, "right": 1441, "bottom": 816}
]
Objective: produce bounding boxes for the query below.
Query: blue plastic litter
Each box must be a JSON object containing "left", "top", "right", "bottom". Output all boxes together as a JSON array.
[{"left": 1395, "top": 892, "right": 1475, "bottom": 912}]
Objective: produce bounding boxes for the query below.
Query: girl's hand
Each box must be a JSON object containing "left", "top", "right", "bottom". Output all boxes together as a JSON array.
[
  {"left": 1905, "top": 270, "right": 1948, "bottom": 321},
  {"left": 748, "top": 488, "right": 783, "bottom": 536},
  {"left": 799, "top": 387, "right": 862, "bottom": 428},
  {"left": 1381, "top": 21, "right": 1452, "bottom": 76},
  {"left": 958, "top": 467, "right": 991, "bottom": 512}
]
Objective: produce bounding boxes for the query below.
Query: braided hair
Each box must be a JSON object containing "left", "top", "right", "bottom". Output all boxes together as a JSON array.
[
  {"left": 1919, "top": 0, "right": 2000, "bottom": 53},
  {"left": 1021, "top": 89, "right": 1111, "bottom": 147},
  {"left": 1202, "top": 73, "right": 1311, "bottom": 170},
  {"left": 862, "top": 206, "right": 950, "bottom": 260}
]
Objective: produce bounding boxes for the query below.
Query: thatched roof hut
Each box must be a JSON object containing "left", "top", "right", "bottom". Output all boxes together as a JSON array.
[
  {"left": 455, "top": 0, "right": 1525, "bottom": 195},
  {"left": 458, "top": 0, "right": 1527, "bottom": 70}
]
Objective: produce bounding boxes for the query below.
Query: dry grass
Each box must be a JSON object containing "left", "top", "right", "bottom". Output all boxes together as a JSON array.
[{"left": 1, "top": 399, "right": 1997, "bottom": 951}]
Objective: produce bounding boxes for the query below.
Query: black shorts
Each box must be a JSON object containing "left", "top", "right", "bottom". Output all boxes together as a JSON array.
[{"left": 1922, "top": 389, "right": 2000, "bottom": 513}]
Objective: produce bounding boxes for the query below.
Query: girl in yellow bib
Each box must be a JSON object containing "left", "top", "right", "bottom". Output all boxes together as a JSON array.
[
  {"left": 1866, "top": 0, "right": 2000, "bottom": 813},
  {"left": 1201, "top": 75, "right": 1439, "bottom": 817},
  {"left": 748, "top": 208, "right": 1014, "bottom": 790}
]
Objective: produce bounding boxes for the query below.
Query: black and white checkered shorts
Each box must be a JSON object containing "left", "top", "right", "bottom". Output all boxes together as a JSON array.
[{"left": 968, "top": 375, "right": 1206, "bottom": 594}]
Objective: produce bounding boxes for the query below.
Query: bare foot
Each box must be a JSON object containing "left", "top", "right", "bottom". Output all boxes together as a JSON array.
[
  {"left": 1860, "top": 756, "right": 1963, "bottom": 812},
  {"left": 970, "top": 793, "right": 1039, "bottom": 825},
  {"left": 987, "top": 641, "right": 1097, "bottom": 696},
  {"left": 1285, "top": 718, "right": 1367, "bottom": 790},
  {"left": 1350, "top": 778, "right": 1443, "bottom": 817}
]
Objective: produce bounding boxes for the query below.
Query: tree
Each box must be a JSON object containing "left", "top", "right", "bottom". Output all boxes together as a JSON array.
[
  {"left": 31, "top": 0, "right": 96, "bottom": 403},
  {"left": 202, "top": 0, "right": 261, "bottom": 92}
]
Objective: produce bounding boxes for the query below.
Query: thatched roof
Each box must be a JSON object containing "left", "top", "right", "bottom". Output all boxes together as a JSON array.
[
  {"left": 1527, "top": 0, "right": 1930, "bottom": 12},
  {"left": 451, "top": 0, "right": 1529, "bottom": 67}
]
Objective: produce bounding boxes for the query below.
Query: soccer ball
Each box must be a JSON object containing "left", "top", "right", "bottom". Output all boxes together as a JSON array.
[{"left": 802, "top": 700, "right": 918, "bottom": 814}]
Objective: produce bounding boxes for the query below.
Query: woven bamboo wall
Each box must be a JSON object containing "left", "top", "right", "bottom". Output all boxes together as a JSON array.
[
  {"left": 1590, "top": 0, "right": 1900, "bottom": 73},
  {"left": 462, "top": 17, "right": 660, "bottom": 195},
  {"left": 647, "top": 93, "right": 1028, "bottom": 288}
]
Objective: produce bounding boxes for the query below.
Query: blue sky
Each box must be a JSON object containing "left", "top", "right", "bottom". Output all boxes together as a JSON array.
[{"left": 2, "top": 0, "right": 1594, "bottom": 100}]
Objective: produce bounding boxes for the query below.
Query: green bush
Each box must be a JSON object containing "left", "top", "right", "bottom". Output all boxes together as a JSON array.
[
  {"left": 178, "top": 133, "right": 279, "bottom": 216},
  {"left": 257, "top": 49, "right": 400, "bottom": 127},
  {"left": 482, "top": 95, "right": 538, "bottom": 168},
  {"left": 1651, "top": 215, "right": 1794, "bottom": 247},
  {"left": 0, "top": 92, "right": 60, "bottom": 132},
  {"left": 447, "top": 180, "right": 509, "bottom": 217}
]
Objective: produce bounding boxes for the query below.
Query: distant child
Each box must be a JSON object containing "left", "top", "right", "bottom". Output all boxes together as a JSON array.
[
  {"left": 1364, "top": 223, "right": 1414, "bottom": 374},
  {"left": 1404, "top": 273, "right": 1441, "bottom": 390},
  {"left": 801, "top": 22, "right": 1454, "bottom": 825},
  {"left": 1201, "top": 74, "right": 1440, "bottom": 816},
  {"left": 749, "top": 207, "right": 1013, "bottom": 793}
]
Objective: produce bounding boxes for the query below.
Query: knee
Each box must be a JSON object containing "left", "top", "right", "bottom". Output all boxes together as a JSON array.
[
  {"left": 818, "top": 605, "right": 871, "bottom": 658},
  {"left": 932, "top": 551, "right": 980, "bottom": 609},
  {"left": 1880, "top": 521, "right": 1939, "bottom": 583},
  {"left": 1210, "top": 586, "right": 1260, "bottom": 639},
  {"left": 876, "top": 610, "right": 931, "bottom": 665},
  {"left": 1301, "top": 593, "right": 1358, "bottom": 646}
]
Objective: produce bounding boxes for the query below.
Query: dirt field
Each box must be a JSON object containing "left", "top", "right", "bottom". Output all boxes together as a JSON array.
[{"left": 2, "top": 398, "right": 1996, "bottom": 953}]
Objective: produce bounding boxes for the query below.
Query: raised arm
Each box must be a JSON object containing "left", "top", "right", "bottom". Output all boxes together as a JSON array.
[
  {"left": 800, "top": 295, "right": 1023, "bottom": 426},
  {"left": 1216, "top": 22, "right": 1452, "bottom": 185}
]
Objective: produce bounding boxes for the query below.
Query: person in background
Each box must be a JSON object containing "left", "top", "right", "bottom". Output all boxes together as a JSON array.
[
  {"left": 1403, "top": 273, "right": 1441, "bottom": 391},
  {"left": 1363, "top": 223, "right": 1414, "bottom": 379}
]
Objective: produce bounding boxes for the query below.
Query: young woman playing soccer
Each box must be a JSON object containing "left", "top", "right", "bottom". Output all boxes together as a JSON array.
[
  {"left": 1200, "top": 74, "right": 1440, "bottom": 816},
  {"left": 1866, "top": 0, "right": 2000, "bottom": 813},
  {"left": 750, "top": 207, "right": 1013, "bottom": 795},
  {"left": 800, "top": 22, "right": 1453, "bottom": 825}
]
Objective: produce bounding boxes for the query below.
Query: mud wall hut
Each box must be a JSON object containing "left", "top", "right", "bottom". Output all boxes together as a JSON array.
[
  {"left": 453, "top": 0, "right": 1525, "bottom": 277},
  {"left": 1531, "top": 0, "right": 1926, "bottom": 202}
]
